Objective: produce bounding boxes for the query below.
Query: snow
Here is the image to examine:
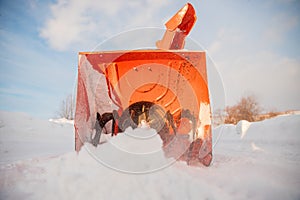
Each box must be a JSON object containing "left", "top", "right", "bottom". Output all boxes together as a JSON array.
[
  {"left": 1, "top": 111, "right": 300, "bottom": 200},
  {"left": 0, "top": 111, "right": 74, "bottom": 165},
  {"left": 236, "top": 120, "right": 251, "bottom": 138},
  {"left": 49, "top": 118, "right": 74, "bottom": 125},
  {"left": 87, "top": 126, "right": 172, "bottom": 173}
]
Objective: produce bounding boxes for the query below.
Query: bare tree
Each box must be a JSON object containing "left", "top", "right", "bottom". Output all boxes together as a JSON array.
[
  {"left": 58, "top": 94, "right": 75, "bottom": 120},
  {"left": 224, "top": 95, "right": 261, "bottom": 124}
]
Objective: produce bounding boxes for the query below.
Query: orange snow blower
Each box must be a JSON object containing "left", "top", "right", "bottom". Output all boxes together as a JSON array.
[{"left": 75, "top": 3, "right": 212, "bottom": 166}]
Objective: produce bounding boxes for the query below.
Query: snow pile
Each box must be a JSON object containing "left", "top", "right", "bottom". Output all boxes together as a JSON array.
[
  {"left": 49, "top": 118, "right": 74, "bottom": 125},
  {"left": 0, "top": 147, "right": 208, "bottom": 200},
  {"left": 236, "top": 120, "right": 251, "bottom": 138},
  {"left": 109, "top": 126, "right": 161, "bottom": 154},
  {"left": 1, "top": 111, "right": 300, "bottom": 200},
  {"left": 86, "top": 126, "right": 173, "bottom": 173}
]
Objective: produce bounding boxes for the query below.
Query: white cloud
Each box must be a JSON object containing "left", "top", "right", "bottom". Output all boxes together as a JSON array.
[{"left": 40, "top": 0, "right": 170, "bottom": 51}]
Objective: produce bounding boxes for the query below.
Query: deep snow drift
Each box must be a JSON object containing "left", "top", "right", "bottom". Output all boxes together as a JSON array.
[{"left": 0, "top": 111, "right": 300, "bottom": 200}]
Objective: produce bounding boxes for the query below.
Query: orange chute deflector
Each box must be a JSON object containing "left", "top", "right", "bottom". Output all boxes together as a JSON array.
[
  {"left": 75, "top": 3, "right": 212, "bottom": 166},
  {"left": 156, "top": 3, "right": 197, "bottom": 50}
]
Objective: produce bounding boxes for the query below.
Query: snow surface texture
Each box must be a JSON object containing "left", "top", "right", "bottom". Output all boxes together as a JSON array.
[
  {"left": 1, "top": 111, "right": 300, "bottom": 200},
  {"left": 87, "top": 126, "right": 173, "bottom": 173},
  {"left": 0, "top": 111, "right": 74, "bottom": 164}
]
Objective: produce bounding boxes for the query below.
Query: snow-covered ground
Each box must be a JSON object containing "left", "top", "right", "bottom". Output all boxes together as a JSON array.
[
  {"left": 0, "top": 111, "right": 299, "bottom": 200},
  {"left": 0, "top": 111, "right": 74, "bottom": 165}
]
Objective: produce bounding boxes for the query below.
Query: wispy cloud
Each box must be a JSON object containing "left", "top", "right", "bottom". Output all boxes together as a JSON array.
[
  {"left": 39, "top": 0, "right": 170, "bottom": 51},
  {"left": 0, "top": 9, "right": 77, "bottom": 119}
]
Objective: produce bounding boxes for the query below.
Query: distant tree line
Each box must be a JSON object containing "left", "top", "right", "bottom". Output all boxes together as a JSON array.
[{"left": 213, "top": 95, "right": 285, "bottom": 126}]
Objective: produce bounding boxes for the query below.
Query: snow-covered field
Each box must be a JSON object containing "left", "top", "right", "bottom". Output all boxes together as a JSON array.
[{"left": 0, "top": 111, "right": 300, "bottom": 200}]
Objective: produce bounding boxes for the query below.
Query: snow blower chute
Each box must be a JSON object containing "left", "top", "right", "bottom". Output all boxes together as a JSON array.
[{"left": 75, "top": 3, "right": 212, "bottom": 166}]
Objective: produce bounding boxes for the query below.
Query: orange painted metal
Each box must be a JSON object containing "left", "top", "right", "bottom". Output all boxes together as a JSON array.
[
  {"left": 83, "top": 50, "right": 208, "bottom": 116},
  {"left": 156, "top": 3, "right": 197, "bottom": 50}
]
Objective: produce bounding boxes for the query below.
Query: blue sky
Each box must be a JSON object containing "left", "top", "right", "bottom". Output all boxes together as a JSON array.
[{"left": 0, "top": 0, "right": 299, "bottom": 119}]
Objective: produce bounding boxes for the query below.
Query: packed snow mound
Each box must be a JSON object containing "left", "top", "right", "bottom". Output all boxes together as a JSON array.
[
  {"left": 1, "top": 111, "right": 300, "bottom": 200},
  {"left": 86, "top": 126, "right": 172, "bottom": 173},
  {"left": 236, "top": 120, "right": 251, "bottom": 138},
  {"left": 107, "top": 126, "right": 162, "bottom": 154},
  {"left": 49, "top": 118, "right": 74, "bottom": 125}
]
